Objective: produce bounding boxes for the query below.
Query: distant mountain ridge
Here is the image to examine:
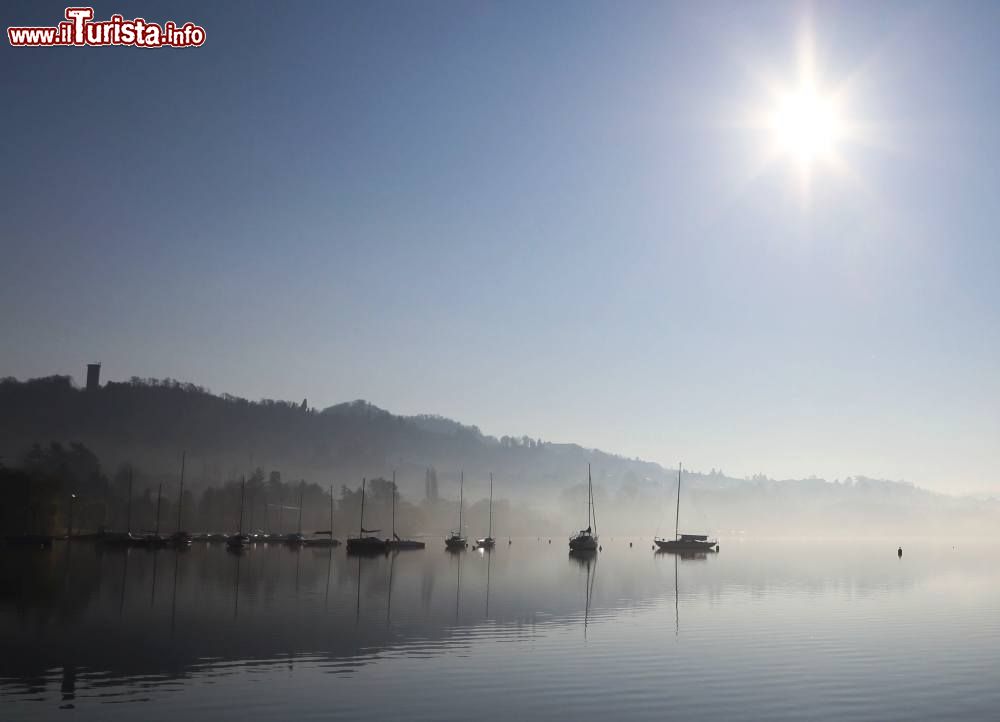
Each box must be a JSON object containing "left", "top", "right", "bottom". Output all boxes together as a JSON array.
[
  {"left": 2, "top": 372, "right": 996, "bottom": 536},
  {"left": 0, "top": 373, "right": 666, "bottom": 495}
]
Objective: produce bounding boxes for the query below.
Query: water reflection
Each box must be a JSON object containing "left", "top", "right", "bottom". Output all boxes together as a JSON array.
[
  {"left": 3, "top": 540, "right": 1000, "bottom": 721},
  {"left": 569, "top": 550, "right": 598, "bottom": 638}
]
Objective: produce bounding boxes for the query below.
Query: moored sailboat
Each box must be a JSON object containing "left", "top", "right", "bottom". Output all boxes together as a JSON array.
[
  {"left": 346, "top": 478, "right": 388, "bottom": 554},
  {"left": 386, "top": 471, "right": 425, "bottom": 550},
  {"left": 169, "top": 451, "right": 192, "bottom": 547},
  {"left": 285, "top": 481, "right": 306, "bottom": 545},
  {"left": 445, "top": 471, "right": 467, "bottom": 550},
  {"left": 569, "top": 465, "right": 599, "bottom": 552},
  {"left": 226, "top": 476, "right": 250, "bottom": 550},
  {"left": 476, "top": 473, "right": 496, "bottom": 549},
  {"left": 100, "top": 465, "right": 141, "bottom": 546},
  {"left": 654, "top": 464, "right": 718, "bottom": 553},
  {"left": 304, "top": 483, "right": 341, "bottom": 546}
]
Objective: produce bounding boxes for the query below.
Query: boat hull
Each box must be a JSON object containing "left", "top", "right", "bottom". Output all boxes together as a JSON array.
[
  {"left": 304, "top": 538, "right": 341, "bottom": 547},
  {"left": 387, "top": 540, "right": 425, "bottom": 550},
  {"left": 226, "top": 534, "right": 249, "bottom": 550},
  {"left": 569, "top": 536, "right": 598, "bottom": 552},
  {"left": 654, "top": 539, "right": 718, "bottom": 552},
  {"left": 445, "top": 536, "right": 467, "bottom": 550},
  {"left": 347, "top": 537, "right": 388, "bottom": 554}
]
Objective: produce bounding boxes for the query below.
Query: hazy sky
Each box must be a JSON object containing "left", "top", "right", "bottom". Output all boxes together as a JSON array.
[{"left": 3, "top": 1, "right": 998, "bottom": 493}]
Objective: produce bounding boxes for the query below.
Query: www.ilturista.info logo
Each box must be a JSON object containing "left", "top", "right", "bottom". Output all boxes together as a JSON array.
[{"left": 8, "top": 7, "right": 205, "bottom": 48}]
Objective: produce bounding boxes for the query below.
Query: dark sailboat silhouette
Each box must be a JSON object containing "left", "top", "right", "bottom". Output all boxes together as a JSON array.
[
  {"left": 169, "top": 451, "right": 192, "bottom": 547},
  {"left": 445, "top": 471, "right": 467, "bottom": 550},
  {"left": 305, "top": 483, "right": 340, "bottom": 546},
  {"left": 136, "top": 482, "right": 169, "bottom": 547},
  {"left": 100, "top": 465, "right": 140, "bottom": 546},
  {"left": 347, "top": 478, "right": 387, "bottom": 554},
  {"left": 569, "top": 465, "right": 598, "bottom": 552},
  {"left": 226, "top": 476, "right": 249, "bottom": 550},
  {"left": 386, "top": 471, "right": 425, "bottom": 550},
  {"left": 654, "top": 464, "right": 718, "bottom": 553},
  {"left": 285, "top": 481, "right": 306, "bottom": 545}
]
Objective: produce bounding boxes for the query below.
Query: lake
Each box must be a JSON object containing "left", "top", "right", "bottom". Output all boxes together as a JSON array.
[{"left": 2, "top": 538, "right": 999, "bottom": 720}]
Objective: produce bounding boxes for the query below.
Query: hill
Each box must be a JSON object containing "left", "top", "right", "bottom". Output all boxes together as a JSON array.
[{"left": 1, "top": 372, "right": 997, "bottom": 537}]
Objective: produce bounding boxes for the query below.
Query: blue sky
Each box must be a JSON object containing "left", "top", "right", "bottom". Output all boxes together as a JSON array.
[{"left": 2, "top": 1, "right": 998, "bottom": 493}]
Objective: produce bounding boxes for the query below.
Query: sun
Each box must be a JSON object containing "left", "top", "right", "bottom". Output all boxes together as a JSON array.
[
  {"left": 739, "top": 26, "right": 861, "bottom": 197},
  {"left": 768, "top": 83, "right": 844, "bottom": 165}
]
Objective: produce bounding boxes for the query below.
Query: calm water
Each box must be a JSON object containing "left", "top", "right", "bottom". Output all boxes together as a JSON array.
[{"left": 3, "top": 538, "right": 1000, "bottom": 720}]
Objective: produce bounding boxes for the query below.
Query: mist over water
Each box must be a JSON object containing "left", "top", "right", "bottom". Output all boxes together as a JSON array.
[{"left": 4, "top": 539, "right": 1000, "bottom": 721}]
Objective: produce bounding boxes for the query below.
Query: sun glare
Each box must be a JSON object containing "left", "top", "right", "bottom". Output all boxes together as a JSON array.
[
  {"left": 739, "top": 25, "right": 863, "bottom": 198},
  {"left": 769, "top": 84, "right": 844, "bottom": 164}
]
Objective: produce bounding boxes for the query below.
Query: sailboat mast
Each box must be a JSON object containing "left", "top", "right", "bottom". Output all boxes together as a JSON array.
[
  {"left": 126, "top": 465, "right": 134, "bottom": 534},
  {"left": 590, "top": 468, "right": 598, "bottom": 535},
  {"left": 359, "top": 478, "right": 366, "bottom": 537},
  {"left": 329, "top": 483, "right": 334, "bottom": 537},
  {"left": 238, "top": 475, "right": 246, "bottom": 535},
  {"left": 297, "top": 481, "right": 304, "bottom": 534},
  {"left": 391, "top": 470, "right": 396, "bottom": 538},
  {"left": 458, "top": 471, "right": 464, "bottom": 533},
  {"left": 587, "top": 464, "right": 592, "bottom": 530},
  {"left": 176, "top": 451, "right": 186, "bottom": 532},
  {"left": 155, "top": 482, "right": 163, "bottom": 536},
  {"left": 488, "top": 472, "right": 493, "bottom": 538},
  {"left": 675, "top": 463, "right": 682, "bottom": 540}
]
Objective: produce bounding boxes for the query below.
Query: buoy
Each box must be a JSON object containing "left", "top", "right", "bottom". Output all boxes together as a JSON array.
[
  {"left": 629, "top": 542, "right": 632, "bottom": 548},
  {"left": 598, "top": 545, "right": 602, "bottom": 552},
  {"left": 548, "top": 539, "right": 551, "bottom": 544},
  {"left": 898, "top": 546, "right": 902, "bottom": 558}
]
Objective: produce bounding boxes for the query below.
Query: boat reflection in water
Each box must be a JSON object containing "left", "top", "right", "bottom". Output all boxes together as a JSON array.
[
  {"left": 568, "top": 548, "right": 598, "bottom": 638},
  {"left": 4, "top": 539, "right": 999, "bottom": 722}
]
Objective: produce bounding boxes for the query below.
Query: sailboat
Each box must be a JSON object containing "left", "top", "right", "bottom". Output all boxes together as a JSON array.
[
  {"left": 305, "top": 483, "right": 341, "bottom": 546},
  {"left": 285, "top": 481, "right": 306, "bottom": 545},
  {"left": 137, "top": 482, "right": 169, "bottom": 547},
  {"left": 100, "top": 465, "right": 141, "bottom": 545},
  {"left": 445, "top": 471, "right": 467, "bottom": 550},
  {"left": 387, "top": 471, "right": 425, "bottom": 549},
  {"left": 476, "top": 473, "right": 496, "bottom": 549},
  {"left": 569, "top": 464, "right": 598, "bottom": 552},
  {"left": 654, "top": 464, "right": 718, "bottom": 553},
  {"left": 169, "top": 451, "right": 192, "bottom": 547},
  {"left": 346, "top": 478, "right": 388, "bottom": 554},
  {"left": 226, "top": 476, "right": 249, "bottom": 550}
]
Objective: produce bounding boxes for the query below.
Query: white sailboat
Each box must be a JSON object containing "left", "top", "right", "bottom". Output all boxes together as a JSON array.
[{"left": 476, "top": 473, "right": 496, "bottom": 548}]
